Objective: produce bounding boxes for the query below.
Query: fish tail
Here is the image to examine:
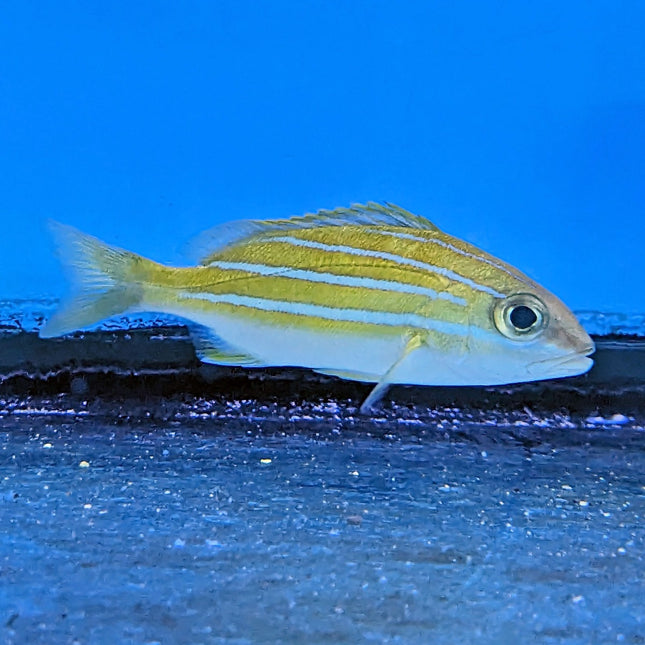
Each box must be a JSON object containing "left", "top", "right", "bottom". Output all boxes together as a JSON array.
[{"left": 40, "top": 221, "right": 149, "bottom": 338}]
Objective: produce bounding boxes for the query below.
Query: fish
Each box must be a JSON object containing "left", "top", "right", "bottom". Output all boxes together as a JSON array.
[{"left": 40, "top": 202, "right": 595, "bottom": 412}]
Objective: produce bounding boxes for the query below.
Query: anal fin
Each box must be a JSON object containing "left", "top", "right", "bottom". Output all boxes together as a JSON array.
[
  {"left": 314, "top": 368, "right": 379, "bottom": 383},
  {"left": 188, "top": 324, "right": 265, "bottom": 367}
]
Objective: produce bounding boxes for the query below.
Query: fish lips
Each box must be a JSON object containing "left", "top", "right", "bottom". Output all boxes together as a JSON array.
[{"left": 527, "top": 345, "right": 595, "bottom": 379}]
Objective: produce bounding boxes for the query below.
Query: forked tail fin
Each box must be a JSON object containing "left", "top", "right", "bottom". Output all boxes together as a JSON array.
[{"left": 39, "top": 222, "right": 147, "bottom": 338}]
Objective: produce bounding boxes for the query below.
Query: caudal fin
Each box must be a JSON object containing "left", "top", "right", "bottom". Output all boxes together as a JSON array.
[{"left": 40, "top": 222, "right": 146, "bottom": 338}]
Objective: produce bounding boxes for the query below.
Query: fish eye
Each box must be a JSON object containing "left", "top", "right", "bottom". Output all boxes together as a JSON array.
[
  {"left": 509, "top": 305, "right": 537, "bottom": 330},
  {"left": 493, "top": 294, "right": 548, "bottom": 340}
]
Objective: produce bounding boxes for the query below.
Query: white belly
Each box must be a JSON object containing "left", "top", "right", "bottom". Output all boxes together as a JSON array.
[{"left": 170, "top": 306, "right": 407, "bottom": 379}]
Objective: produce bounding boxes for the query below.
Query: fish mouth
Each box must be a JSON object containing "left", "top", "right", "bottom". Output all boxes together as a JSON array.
[{"left": 527, "top": 345, "right": 595, "bottom": 378}]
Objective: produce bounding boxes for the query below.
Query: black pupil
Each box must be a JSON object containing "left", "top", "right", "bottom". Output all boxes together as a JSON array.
[{"left": 509, "top": 305, "right": 537, "bottom": 330}]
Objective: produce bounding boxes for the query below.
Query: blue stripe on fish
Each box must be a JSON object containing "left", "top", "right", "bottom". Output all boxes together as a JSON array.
[
  {"left": 178, "top": 291, "right": 494, "bottom": 340},
  {"left": 363, "top": 228, "right": 535, "bottom": 287},
  {"left": 206, "top": 261, "right": 467, "bottom": 306},
  {"left": 266, "top": 236, "right": 508, "bottom": 298}
]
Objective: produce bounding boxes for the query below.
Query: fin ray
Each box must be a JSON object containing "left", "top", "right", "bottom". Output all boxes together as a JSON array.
[
  {"left": 187, "top": 202, "right": 440, "bottom": 265},
  {"left": 188, "top": 324, "right": 266, "bottom": 366},
  {"left": 360, "top": 333, "right": 426, "bottom": 414},
  {"left": 314, "top": 368, "right": 379, "bottom": 383},
  {"left": 40, "top": 222, "right": 144, "bottom": 338}
]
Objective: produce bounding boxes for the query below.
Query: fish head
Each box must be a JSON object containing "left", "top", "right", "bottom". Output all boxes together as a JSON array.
[{"left": 466, "top": 287, "right": 595, "bottom": 384}]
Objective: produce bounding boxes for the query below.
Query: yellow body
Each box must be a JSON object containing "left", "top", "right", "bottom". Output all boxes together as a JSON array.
[{"left": 41, "top": 203, "right": 595, "bottom": 411}]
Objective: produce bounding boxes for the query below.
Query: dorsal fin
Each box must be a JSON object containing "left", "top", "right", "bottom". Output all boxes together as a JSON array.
[{"left": 186, "top": 202, "right": 440, "bottom": 265}]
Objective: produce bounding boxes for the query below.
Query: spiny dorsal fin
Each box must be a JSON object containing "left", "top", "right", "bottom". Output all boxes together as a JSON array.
[
  {"left": 299, "top": 202, "right": 440, "bottom": 231},
  {"left": 187, "top": 202, "right": 440, "bottom": 265}
]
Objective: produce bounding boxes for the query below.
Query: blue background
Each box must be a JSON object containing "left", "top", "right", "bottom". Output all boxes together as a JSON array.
[{"left": 1, "top": 1, "right": 643, "bottom": 313}]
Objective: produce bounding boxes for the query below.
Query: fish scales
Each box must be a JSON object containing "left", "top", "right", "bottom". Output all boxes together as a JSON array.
[
  {"left": 253, "top": 227, "right": 513, "bottom": 295},
  {"left": 209, "top": 242, "right": 459, "bottom": 295},
  {"left": 142, "top": 270, "right": 469, "bottom": 341},
  {"left": 360, "top": 227, "right": 535, "bottom": 288},
  {"left": 205, "top": 262, "right": 460, "bottom": 304},
  {"left": 183, "top": 276, "right": 441, "bottom": 318},
  {"left": 150, "top": 229, "right": 486, "bottom": 335},
  {"left": 175, "top": 294, "right": 475, "bottom": 344},
  {"left": 40, "top": 202, "right": 595, "bottom": 412},
  {"left": 210, "top": 226, "right": 515, "bottom": 302}
]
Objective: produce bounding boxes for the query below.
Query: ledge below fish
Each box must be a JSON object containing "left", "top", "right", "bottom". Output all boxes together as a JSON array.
[{"left": 0, "top": 326, "right": 644, "bottom": 421}]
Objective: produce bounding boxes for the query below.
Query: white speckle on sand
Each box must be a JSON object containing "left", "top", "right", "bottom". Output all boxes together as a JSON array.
[{"left": 585, "top": 413, "right": 631, "bottom": 426}]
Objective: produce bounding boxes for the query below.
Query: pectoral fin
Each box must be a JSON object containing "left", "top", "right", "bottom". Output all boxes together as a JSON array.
[{"left": 360, "top": 333, "right": 425, "bottom": 415}]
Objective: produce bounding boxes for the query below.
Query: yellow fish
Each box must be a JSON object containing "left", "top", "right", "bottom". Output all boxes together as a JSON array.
[{"left": 40, "top": 202, "right": 594, "bottom": 412}]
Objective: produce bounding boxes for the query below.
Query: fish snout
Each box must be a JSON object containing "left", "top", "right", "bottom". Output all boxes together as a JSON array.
[{"left": 556, "top": 322, "right": 595, "bottom": 358}]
